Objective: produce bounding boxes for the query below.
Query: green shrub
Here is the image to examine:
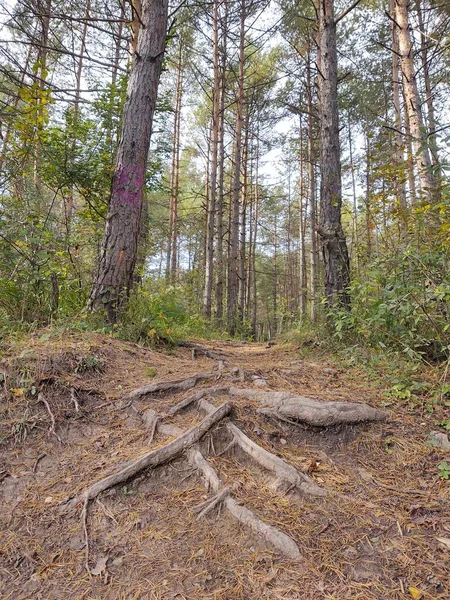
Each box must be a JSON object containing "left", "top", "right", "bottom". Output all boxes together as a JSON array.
[
  {"left": 113, "top": 284, "right": 216, "bottom": 345},
  {"left": 329, "top": 248, "right": 450, "bottom": 361}
]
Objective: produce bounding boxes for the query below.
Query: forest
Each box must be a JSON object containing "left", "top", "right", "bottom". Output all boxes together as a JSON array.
[
  {"left": 0, "top": 0, "right": 448, "bottom": 353},
  {"left": 0, "top": 0, "right": 449, "bottom": 598}
]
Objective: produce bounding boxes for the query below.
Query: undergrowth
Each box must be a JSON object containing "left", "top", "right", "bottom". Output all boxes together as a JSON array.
[
  {"left": 284, "top": 320, "right": 450, "bottom": 420},
  {"left": 0, "top": 284, "right": 223, "bottom": 349}
]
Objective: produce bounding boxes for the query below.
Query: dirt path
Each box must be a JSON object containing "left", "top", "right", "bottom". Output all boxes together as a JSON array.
[{"left": 0, "top": 333, "right": 449, "bottom": 599}]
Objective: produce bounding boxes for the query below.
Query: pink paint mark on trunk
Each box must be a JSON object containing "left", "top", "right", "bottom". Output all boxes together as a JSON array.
[{"left": 112, "top": 163, "right": 146, "bottom": 208}]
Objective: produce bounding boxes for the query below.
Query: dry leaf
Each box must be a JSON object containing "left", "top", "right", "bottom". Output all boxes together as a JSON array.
[
  {"left": 90, "top": 555, "right": 108, "bottom": 576},
  {"left": 436, "top": 537, "right": 450, "bottom": 549},
  {"left": 408, "top": 586, "right": 423, "bottom": 600},
  {"left": 10, "top": 388, "right": 25, "bottom": 397}
]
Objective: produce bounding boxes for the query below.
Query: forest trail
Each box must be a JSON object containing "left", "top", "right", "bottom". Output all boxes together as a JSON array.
[{"left": 1, "top": 332, "right": 449, "bottom": 599}]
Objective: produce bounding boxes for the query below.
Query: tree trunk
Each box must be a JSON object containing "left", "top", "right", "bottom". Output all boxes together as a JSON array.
[
  {"left": 215, "top": 0, "right": 228, "bottom": 326},
  {"left": 347, "top": 112, "right": 359, "bottom": 272},
  {"left": 65, "top": 0, "right": 90, "bottom": 230},
  {"left": 395, "top": 0, "right": 436, "bottom": 200},
  {"left": 167, "top": 41, "right": 183, "bottom": 284},
  {"left": 238, "top": 112, "right": 249, "bottom": 322},
  {"left": 107, "top": 2, "right": 125, "bottom": 150},
  {"left": 298, "top": 116, "right": 307, "bottom": 318},
  {"left": 317, "top": 0, "right": 350, "bottom": 308},
  {"left": 202, "top": 121, "right": 212, "bottom": 277},
  {"left": 33, "top": 0, "right": 52, "bottom": 190},
  {"left": 89, "top": 0, "right": 169, "bottom": 321},
  {"left": 307, "top": 53, "right": 318, "bottom": 322},
  {"left": 203, "top": 0, "right": 221, "bottom": 317},
  {"left": 227, "top": 0, "right": 245, "bottom": 334},
  {"left": 251, "top": 124, "right": 260, "bottom": 338},
  {"left": 415, "top": 0, "right": 439, "bottom": 169},
  {"left": 273, "top": 214, "right": 278, "bottom": 334},
  {"left": 390, "top": 0, "right": 408, "bottom": 226},
  {"left": 403, "top": 97, "right": 418, "bottom": 205},
  {"left": 365, "top": 132, "right": 372, "bottom": 259},
  {"left": 246, "top": 139, "right": 253, "bottom": 315},
  {"left": 131, "top": 0, "right": 142, "bottom": 54}
]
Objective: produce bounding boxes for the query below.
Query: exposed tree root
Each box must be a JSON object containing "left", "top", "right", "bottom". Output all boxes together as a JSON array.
[
  {"left": 69, "top": 367, "right": 385, "bottom": 567},
  {"left": 81, "top": 498, "right": 90, "bottom": 574},
  {"left": 65, "top": 402, "right": 231, "bottom": 510},
  {"left": 144, "top": 412, "right": 302, "bottom": 560},
  {"left": 201, "top": 386, "right": 387, "bottom": 427},
  {"left": 194, "top": 486, "right": 231, "bottom": 519},
  {"left": 165, "top": 389, "right": 209, "bottom": 417},
  {"left": 70, "top": 388, "right": 80, "bottom": 413},
  {"left": 197, "top": 398, "right": 326, "bottom": 498},
  {"left": 186, "top": 444, "right": 302, "bottom": 560},
  {"left": 121, "top": 373, "right": 216, "bottom": 405},
  {"left": 142, "top": 410, "right": 159, "bottom": 444},
  {"left": 178, "top": 342, "right": 230, "bottom": 361},
  {"left": 38, "top": 393, "right": 63, "bottom": 443}
]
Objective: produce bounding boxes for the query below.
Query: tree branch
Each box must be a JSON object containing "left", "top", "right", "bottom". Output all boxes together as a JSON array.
[{"left": 335, "top": 0, "right": 364, "bottom": 24}]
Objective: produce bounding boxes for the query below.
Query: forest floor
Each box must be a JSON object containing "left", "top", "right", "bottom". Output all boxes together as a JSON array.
[{"left": 0, "top": 331, "right": 449, "bottom": 600}]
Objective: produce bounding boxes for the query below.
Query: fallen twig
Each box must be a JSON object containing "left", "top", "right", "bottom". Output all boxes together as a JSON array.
[
  {"left": 373, "top": 478, "right": 430, "bottom": 497},
  {"left": 32, "top": 452, "right": 46, "bottom": 473}
]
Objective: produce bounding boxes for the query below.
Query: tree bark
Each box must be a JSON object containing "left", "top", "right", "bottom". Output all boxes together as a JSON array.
[
  {"left": 227, "top": 0, "right": 245, "bottom": 335},
  {"left": 403, "top": 95, "right": 418, "bottom": 204},
  {"left": 238, "top": 111, "right": 249, "bottom": 322},
  {"left": 130, "top": 0, "right": 142, "bottom": 54},
  {"left": 215, "top": 0, "right": 228, "bottom": 326},
  {"left": 347, "top": 112, "right": 359, "bottom": 272},
  {"left": 299, "top": 116, "right": 307, "bottom": 319},
  {"left": 89, "top": 0, "right": 169, "bottom": 321},
  {"left": 415, "top": 0, "right": 440, "bottom": 169},
  {"left": 167, "top": 40, "right": 183, "bottom": 284},
  {"left": 203, "top": 0, "right": 221, "bottom": 317},
  {"left": 390, "top": 0, "right": 408, "bottom": 226},
  {"left": 306, "top": 53, "right": 318, "bottom": 322},
  {"left": 317, "top": 0, "right": 350, "bottom": 308},
  {"left": 273, "top": 213, "right": 278, "bottom": 334},
  {"left": 251, "top": 124, "right": 260, "bottom": 338},
  {"left": 395, "top": 0, "right": 436, "bottom": 201}
]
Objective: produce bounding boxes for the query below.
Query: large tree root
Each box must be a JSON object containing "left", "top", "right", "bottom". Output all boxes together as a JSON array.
[
  {"left": 150, "top": 416, "right": 302, "bottom": 561},
  {"left": 121, "top": 373, "right": 216, "bottom": 405},
  {"left": 201, "top": 386, "right": 387, "bottom": 427},
  {"left": 65, "top": 402, "right": 231, "bottom": 510},
  {"left": 196, "top": 398, "right": 326, "bottom": 498}
]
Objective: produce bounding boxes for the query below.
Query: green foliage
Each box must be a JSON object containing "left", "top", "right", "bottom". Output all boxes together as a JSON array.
[
  {"left": 76, "top": 355, "right": 105, "bottom": 373},
  {"left": 83, "top": 284, "right": 219, "bottom": 346},
  {"left": 328, "top": 244, "right": 450, "bottom": 362},
  {"left": 438, "top": 460, "right": 450, "bottom": 480}
]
